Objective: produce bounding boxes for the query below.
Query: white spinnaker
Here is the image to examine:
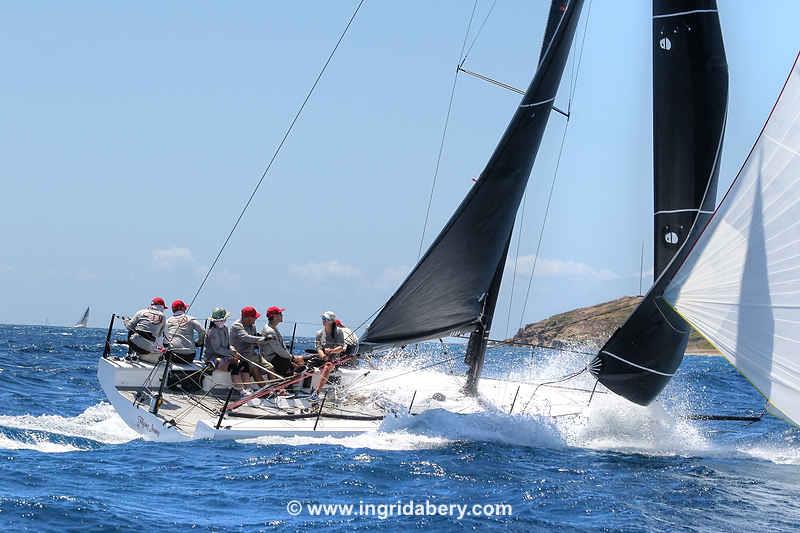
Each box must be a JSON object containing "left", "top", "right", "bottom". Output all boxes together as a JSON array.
[{"left": 664, "top": 55, "right": 800, "bottom": 426}]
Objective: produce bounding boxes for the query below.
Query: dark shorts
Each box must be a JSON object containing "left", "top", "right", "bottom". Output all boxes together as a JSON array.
[
  {"left": 270, "top": 355, "right": 295, "bottom": 377},
  {"left": 127, "top": 331, "right": 154, "bottom": 355}
]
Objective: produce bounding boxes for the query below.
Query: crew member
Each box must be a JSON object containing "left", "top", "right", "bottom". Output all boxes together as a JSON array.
[
  {"left": 123, "top": 297, "right": 167, "bottom": 362},
  {"left": 261, "top": 306, "right": 304, "bottom": 377},
  {"left": 165, "top": 299, "right": 205, "bottom": 364},
  {"left": 204, "top": 307, "right": 252, "bottom": 396},
  {"left": 311, "top": 311, "right": 346, "bottom": 398},
  {"left": 230, "top": 306, "right": 269, "bottom": 385}
]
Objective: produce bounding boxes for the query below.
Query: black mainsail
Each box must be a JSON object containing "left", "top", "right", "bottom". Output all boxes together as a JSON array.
[
  {"left": 588, "top": 0, "right": 728, "bottom": 405},
  {"left": 361, "top": 0, "right": 584, "bottom": 394}
]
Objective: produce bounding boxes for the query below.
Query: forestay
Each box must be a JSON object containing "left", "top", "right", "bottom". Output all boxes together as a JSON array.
[{"left": 665, "top": 55, "right": 800, "bottom": 426}]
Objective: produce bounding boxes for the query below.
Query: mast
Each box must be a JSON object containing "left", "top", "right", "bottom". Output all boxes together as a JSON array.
[
  {"left": 589, "top": 0, "right": 727, "bottom": 405},
  {"left": 360, "top": 1, "right": 585, "bottom": 375},
  {"left": 463, "top": 0, "right": 571, "bottom": 395},
  {"left": 463, "top": 236, "right": 510, "bottom": 394}
]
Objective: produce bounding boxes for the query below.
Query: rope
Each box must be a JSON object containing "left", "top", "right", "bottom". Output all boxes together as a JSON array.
[
  {"left": 346, "top": 355, "right": 462, "bottom": 392},
  {"left": 185, "top": 0, "right": 367, "bottom": 312},
  {"left": 417, "top": 0, "right": 479, "bottom": 258},
  {"left": 520, "top": 366, "right": 587, "bottom": 414}
]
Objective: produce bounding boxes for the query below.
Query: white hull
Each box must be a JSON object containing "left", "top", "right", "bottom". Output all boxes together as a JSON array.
[{"left": 98, "top": 357, "right": 592, "bottom": 442}]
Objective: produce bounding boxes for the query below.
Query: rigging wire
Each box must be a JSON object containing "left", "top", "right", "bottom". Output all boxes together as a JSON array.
[
  {"left": 185, "top": 0, "right": 367, "bottom": 311},
  {"left": 461, "top": 0, "right": 499, "bottom": 64},
  {"left": 515, "top": 0, "right": 593, "bottom": 333},
  {"left": 346, "top": 355, "right": 463, "bottom": 391},
  {"left": 504, "top": 191, "right": 527, "bottom": 338},
  {"left": 520, "top": 366, "right": 588, "bottom": 414},
  {"left": 417, "top": 0, "right": 479, "bottom": 258}
]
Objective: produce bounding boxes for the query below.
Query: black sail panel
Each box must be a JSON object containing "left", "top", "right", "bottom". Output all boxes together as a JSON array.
[
  {"left": 590, "top": 0, "right": 727, "bottom": 405},
  {"left": 653, "top": 0, "right": 727, "bottom": 277},
  {"left": 362, "top": 0, "right": 584, "bottom": 348}
]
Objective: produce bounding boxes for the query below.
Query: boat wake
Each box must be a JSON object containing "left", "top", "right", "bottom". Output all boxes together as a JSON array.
[
  {"left": 242, "top": 408, "right": 564, "bottom": 451},
  {"left": 241, "top": 350, "right": 800, "bottom": 464},
  {"left": 0, "top": 403, "right": 140, "bottom": 453}
]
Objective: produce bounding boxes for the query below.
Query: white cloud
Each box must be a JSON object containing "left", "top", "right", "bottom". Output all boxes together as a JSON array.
[
  {"left": 152, "top": 247, "right": 194, "bottom": 271},
  {"left": 288, "top": 260, "right": 362, "bottom": 284},
  {"left": 511, "top": 255, "right": 620, "bottom": 281},
  {"left": 212, "top": 268, "right": 241, "bottom": 289},
  {"left": 376, "top": 265, "right": 410, "bottom": 289}
]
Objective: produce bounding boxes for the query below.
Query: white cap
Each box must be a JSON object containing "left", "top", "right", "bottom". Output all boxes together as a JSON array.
[{"left": 321, "top": 311, "right": 336, "bottom": 322}]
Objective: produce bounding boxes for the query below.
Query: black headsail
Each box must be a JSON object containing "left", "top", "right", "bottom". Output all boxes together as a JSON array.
[
  {"left": 588, "top": 0, "right": 728, "bottom": 405},
  {"left": 361, "top": 1, "right": 584, "bottom": 394}
]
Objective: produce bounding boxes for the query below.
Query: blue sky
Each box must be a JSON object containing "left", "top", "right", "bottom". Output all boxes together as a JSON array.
[{"left": 0, "top": 1, "right": 797, "bottom": 337}]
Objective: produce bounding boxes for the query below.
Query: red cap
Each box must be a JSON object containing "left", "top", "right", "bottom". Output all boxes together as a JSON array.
[
  {"left": 171, "top": 299, "right": 187, "bottom": 312},
  {"left": 151, "top": 297, "right": 166, "bottom": 307},
  {"left": 335, "top": 319, "right": 343, "bottom": 327},
  {"left": 266, "top": 306, "right": 285, "bottom": 318},
  {"left": 241, "top": 306, "right": 261, "bottom": 319}
]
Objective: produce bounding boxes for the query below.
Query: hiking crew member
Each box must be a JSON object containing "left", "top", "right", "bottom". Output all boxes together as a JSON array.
[
  {"left": 312, "top": 311, "right": 347, "bottom": 398},
  {"left": 261, "top": 306, "right": 304, "bottom": 377},
  {"left": 124, "top": 297, "right": 167, "bottom": 360},
  {"left": 230, "top": 306, "right": 268, "bottom": 385},
  {"left": 165, "top": 299, "right": 205, "bottom": 364},
  {"left": 204, "top": 307, "right": 251, "bottom": 395}
]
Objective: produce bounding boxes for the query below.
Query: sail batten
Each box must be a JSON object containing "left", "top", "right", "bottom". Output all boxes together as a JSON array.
[
  {"left": 361, "top": 0, "right": 584, "bottom": 350},
  {"left": 589, "top": 0, "right": 728, "bottom": 405}
]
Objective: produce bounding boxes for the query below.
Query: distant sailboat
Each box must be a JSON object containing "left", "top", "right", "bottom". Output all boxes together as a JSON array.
[{"left": 74, "top": 307, "right": 90, "bottom": 328}]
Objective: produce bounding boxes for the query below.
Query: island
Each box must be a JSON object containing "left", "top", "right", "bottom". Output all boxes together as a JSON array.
[{"left": 509, "top": 296, "right": 719, "bottom": 355}]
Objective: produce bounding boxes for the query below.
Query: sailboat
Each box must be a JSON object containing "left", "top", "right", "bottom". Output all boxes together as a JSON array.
[
  {"left": 96, "top": 0, "right": 588, "bottom": 441},
  {"left": 73, "top": 307, "right": 90, "bottom": 329},
  {"left": 98, "top": 0, "right": 797, "bottom": 441}
]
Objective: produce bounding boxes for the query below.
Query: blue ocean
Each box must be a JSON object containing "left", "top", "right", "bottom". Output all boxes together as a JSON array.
[{"left": 1, "top": 323, "right": 798, "bottom": 532}]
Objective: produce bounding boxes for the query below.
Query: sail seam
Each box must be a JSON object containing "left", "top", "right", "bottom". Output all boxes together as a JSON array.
[
  {"left": 600, "top": 351, "right": 676, "bottom": 377},
  {"left": 764, "top": 133, "right": 800, "bottom": 157},
  {"left": 652, "top": 9, "right": 717, "bottom": 19}
]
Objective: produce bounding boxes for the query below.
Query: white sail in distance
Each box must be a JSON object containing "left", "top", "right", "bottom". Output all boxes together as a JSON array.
[{"left": 664, "top": 54, "right": 800, "bottom": 426}]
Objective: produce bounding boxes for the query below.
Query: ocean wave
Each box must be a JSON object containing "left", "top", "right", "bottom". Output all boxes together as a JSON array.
[
  {"left": 0, "top": 403, "right": 139, "bottom": 452},
  {"left": 0, "top": 432, "right": 84, "bottom": 453}
]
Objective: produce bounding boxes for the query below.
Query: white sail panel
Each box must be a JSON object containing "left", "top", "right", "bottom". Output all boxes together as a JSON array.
[{"left": 664, "top": 56, "right": 800, "bottom": 425}]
